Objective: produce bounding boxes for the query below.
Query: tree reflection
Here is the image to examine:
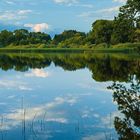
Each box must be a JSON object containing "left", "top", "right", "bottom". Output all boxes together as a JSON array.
[
  {"left": 108, "top": 79, "right": 140, "bottom": 140},
  {"left": 0, "top": 53, "right": 140, "bottom": 82}
]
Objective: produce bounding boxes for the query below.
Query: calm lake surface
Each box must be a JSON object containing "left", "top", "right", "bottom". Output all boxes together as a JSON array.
[{"left": 0, "top": 52, "right": 140, "bottom": 140}]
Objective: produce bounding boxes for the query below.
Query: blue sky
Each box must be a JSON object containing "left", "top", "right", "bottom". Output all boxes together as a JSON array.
[{"left": 0, "top": 0, "right": 126, "bottom": 34}]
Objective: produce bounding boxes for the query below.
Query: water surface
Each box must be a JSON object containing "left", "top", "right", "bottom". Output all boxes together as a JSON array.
[{"left": 0, "top": 53, "right": 140, "bottom": 140}]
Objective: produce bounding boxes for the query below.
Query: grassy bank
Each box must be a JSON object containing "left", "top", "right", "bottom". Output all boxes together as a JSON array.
[
  {"left": 0, "top": 42, "right": 139, "bottom": 53},
  {"left": 0, "top": 48, "right": 91, "bottom": 53}
]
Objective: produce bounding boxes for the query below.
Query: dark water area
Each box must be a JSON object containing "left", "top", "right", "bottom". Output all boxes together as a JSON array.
[{"left": 0, "top": 52, "right": 140, "bottom": 140}]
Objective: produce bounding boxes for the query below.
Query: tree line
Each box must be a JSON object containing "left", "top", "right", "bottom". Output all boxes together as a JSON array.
[
  {"left": 0, "top": 29, "right": 51, "bottom": 47},
  {"left": 0, "top": 0, "right": 140, "bottom": 48}
]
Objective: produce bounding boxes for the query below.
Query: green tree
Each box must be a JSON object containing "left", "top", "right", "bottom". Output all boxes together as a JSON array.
[
  {"left": 52, "top": 30, "right": 86, "bottom": 48},
  {"left": 52, "top": 30, "right": 85, "bottom": 45},
  {"left": 14, "top": 29, "right": 29, "bottom": 45},
  {"left": 0, "top": 30, "right": 14, "bottom": 46},
  {"left": 111, "top": 0, "right": 140, "bottom": 44},
  {"left": 91, "top": 20, "right": 114, "bottom": 44},
  {"left": 134, "top": 29, "right": 140, "bottom": 42},
  {"left": 111, "top": 17, "right": 134, "bottom": 44}
]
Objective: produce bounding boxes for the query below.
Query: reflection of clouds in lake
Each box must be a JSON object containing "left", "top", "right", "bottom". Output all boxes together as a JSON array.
[
  {"left": 55, "top": 96, "right": 77, "bottom": 106},
  {"left": 81, "top": 108, "right": 100, "bottom": 119},
  {"left": 0, "top": 102, "right": 7, "bottom": 105},
  {"left": 2, "top": 95, "right": 78, "bottom": 130},
  {"left": 25, "top": 69, "right": 50, "bottom": 78},
  {"left": 82, "top": 132, "right": 112, "bottom": 140},
  {"left": 82, "top": 133, "right": 105, "bottom": 140},
  {"left": 0, "top": 80, "right": 32, "bottom": 91},
  {"left": 18, "top": 85, "right": 32, "bottom": 91},
  {"left": 7, "top": 95, "right": 16, "bottom": 99},
  {"left": 78, "top": 81, "right": 112, "bottom": 92},
  {"left": 101, "top": 111, "right": 122, "bottom": 129}
]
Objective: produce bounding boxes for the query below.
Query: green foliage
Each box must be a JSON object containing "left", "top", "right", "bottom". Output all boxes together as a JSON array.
[
  {"left": 0, "top": 30, "right": 14, "bottom": 46},
  {"left": 0, "top": 29, "right": 51, "bottom": 47},
  {"left": 134, "top": 29, "right": 140, "bottom": 42},
  {"left": 111, "top": 0, "right": 140, "bottom": 44},
  {"left": 91, "top": 20, "right": 114, "bottom": 44},
  {"left": 0, "top": 0, "right": 140, "bottom": 49},
  {"left": 111, "top": 18, "right": 135, "bottom": 44},
  {"left": 88, "top": 0, "right": 140, "bottom": 45},
  {"left": 112, "top": 42, "right": 140, "bottom": 49},
  {"left": 52, "top": 30, "right": 86, "bottom": 48}
]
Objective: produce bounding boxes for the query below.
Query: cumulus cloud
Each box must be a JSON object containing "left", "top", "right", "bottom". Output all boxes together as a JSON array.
[
  {"left": 24, "top": 23, "right": 50, "bottom": 32},
  {"left": 25, "top": 69, "right": 50, "bottom": 78}
]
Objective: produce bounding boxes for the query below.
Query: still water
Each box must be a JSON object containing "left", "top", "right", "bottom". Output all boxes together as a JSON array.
[{"left": 0, "top": 53, "right": 140, "bottom": 140}]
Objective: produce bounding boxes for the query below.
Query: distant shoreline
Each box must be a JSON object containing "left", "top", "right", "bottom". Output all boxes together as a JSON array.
[{"left": 0, "top": 43, "right": 139, "bottom": 54}]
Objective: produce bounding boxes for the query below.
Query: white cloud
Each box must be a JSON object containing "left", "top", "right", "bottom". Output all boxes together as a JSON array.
[
  {"left": 78, "top": 4, "right": 93, "bottom": 8},
  {"left": 25, "top": 69, "right": 50, "bottom": 78},
  {"left": 98, "top": 6, "right": 120, "bottom": 13},
  {"left": 78, "top": 6, "right": 120, "bottom": 21},
  {"left": 53, "top": 0, "right": 78, "bottom": 4},
  {"left": 24, "top": 23, "right": 50, "bottom": 32},
  {"left": 79, "top": 6, "right": 119, "bottom": 18},
  {"left": 113, "top": 0, "right": 127, "bottom": 3},
  {"left": 5, "top": 1, "right": 15, "bottom": 5},
  {"left": 17, "top": 10, "right": 32, "bottom": 15},
  {"left": 53, "top": 0, "right": 93, "bottom": 8},
  {"left": 0, "top": 9, "right": 32, "bottom": 21}
]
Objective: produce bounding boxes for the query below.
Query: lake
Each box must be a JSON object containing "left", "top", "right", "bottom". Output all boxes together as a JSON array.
[{"left": 0, "top": 52, "right": 140, "bottom": 140}]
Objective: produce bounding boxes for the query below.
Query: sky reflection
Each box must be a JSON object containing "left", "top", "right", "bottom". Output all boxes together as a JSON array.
[{"left": 0, "top": 63, "right": 118, "bottom": 140}]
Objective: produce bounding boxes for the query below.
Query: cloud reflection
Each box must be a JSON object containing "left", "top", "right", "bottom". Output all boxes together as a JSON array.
[
  {"left": 0, "top": 80, "right": 32, "bottom": 91},
  {"left": 2, "top": 95, "right": 78, "bottom": 130},
  {"left": 25, "top": 69, "right": 50, "bottom": 78}
]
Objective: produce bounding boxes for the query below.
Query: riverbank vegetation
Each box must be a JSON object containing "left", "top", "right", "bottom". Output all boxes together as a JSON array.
[{"left": 0, "top": 0, "right": 140, "bottom": 51}]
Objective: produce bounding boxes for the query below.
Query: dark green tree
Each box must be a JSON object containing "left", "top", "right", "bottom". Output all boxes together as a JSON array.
[
  {"left": 91, "top": 20, "right": 114, "bottom": 44},
  {"left": 111, "top": 0, "right": 140, "bottom": 44},
  {"left": 52, "top": 30, "right": 86, "bottom": 45},
  {"left": 0, "top": 30, "right": 14, "bottom": 46}
]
